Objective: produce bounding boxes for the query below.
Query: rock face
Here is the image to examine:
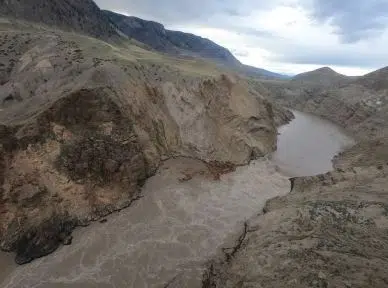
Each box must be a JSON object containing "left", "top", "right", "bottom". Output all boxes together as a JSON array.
[
  {"left": 0, "top": 20, "right": 279, "bottom": 264},
  {"left": 203, "top": 144, "right": 388, "bottom": 287}
]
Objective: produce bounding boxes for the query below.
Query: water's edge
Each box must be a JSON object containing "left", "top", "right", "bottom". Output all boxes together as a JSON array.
[{"left": 0, "top": 110, "right": 355, "bottom": 287}]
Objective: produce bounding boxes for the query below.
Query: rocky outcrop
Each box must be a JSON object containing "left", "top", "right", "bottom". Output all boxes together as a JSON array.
[{"left": 0, "top": 22, "right": 280, "bottom": 264}]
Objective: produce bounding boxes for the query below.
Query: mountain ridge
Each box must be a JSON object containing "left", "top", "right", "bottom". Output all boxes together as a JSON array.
[
  {"left": 103, "top": 10, "right": 240, "bottom": 66},
  {"left": 0, "top": 0, "right": 287, "bottom": 79},
  {"left": 103, "top": 10, "right": 287, "bottom": 79}
]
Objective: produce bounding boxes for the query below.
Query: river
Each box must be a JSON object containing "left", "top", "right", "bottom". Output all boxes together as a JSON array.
[
  {"left": 0, "top": 110, "right": 354, "bottom": 287},
  {"left": 272, "top": 110, "right": 355, "bottom": 177}
]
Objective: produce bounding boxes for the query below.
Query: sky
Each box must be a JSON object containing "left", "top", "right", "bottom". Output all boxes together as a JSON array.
[{"left": 95, "top": 0, "right": 388, "bottom": 76}]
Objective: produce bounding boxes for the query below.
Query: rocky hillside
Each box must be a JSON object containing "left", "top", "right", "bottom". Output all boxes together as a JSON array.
[
  {"left": 0, "top": 19, "right": 289, "bottom": 264},
  {"left": 0, "top": 0, "right": 118, "bottom": 40},
  {"left": 262, "top": 66, "right": 388, "bottom": 139},
  {"left": 291, "top": 66, "right": 351, "bottom": 87},
  {"left": 355, "top": 66, "right": 388, "bottom": 91},
  {"left": 0, "top": 0, "right": 286, "bottom": 80},
  {"left": 103, "top": 11, "right": 239, "bottom": 66}
]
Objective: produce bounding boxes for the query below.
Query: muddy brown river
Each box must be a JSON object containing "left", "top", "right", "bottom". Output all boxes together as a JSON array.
[
  {"left": 0, "top": 110, "right": 354, "bottom": 288},
  {"left": 273, "top": 110, "right": 355, "bottom": 177}
]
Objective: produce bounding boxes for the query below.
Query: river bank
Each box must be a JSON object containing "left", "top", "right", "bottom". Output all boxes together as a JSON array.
[
  {"left": 203, "top": 124, "right": 388, "bottom": 287},
  {"left": 0, "top": 110, "right": 357, "bottom": 287},
  {"left": 0, "top": 157, "right": 290, "bottom": 287}
]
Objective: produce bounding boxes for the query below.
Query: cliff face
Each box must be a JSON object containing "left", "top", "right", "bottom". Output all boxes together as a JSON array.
[{"left": 0, "top": 21, "right": 279, "bottom": 264}]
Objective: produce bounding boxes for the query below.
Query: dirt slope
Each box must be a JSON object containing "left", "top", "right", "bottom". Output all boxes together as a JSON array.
[{"left": 0, "top": 20, "right": 286, "bottom": 264}]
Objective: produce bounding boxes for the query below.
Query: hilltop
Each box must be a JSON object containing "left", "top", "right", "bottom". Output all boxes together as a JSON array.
[{"left": 291, "top": 66, "right": 351, "bottom": 87}]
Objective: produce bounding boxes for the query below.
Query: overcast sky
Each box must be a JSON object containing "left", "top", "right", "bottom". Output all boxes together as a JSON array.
[{"left": 95, "top": 0, "right": 388, "bottom": 76}]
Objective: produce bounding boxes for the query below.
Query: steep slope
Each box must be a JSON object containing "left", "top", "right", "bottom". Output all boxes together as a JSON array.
[
  {"left": 103, "top": 11, "right": 239, "bottom": 66},
  {"left": 0, "top": 20, "right": 282, "bottom": 264},
  {"left": 103, "top": 10, "right": 287, "bottom": 79},
  {"left": 0, "top": 0, "right": 118, "bottom": 40}
]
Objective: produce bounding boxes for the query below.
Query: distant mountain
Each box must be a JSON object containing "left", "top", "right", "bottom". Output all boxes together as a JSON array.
[
  {"left": 0, "top": 0, "right": 118, "bottom": 40},
  {"left": 103, "top": 10, "right": 286, "bottom": 79},
  {"left": 103, "top": 11, "right": 240, "bottom": 66},
  {"left": 0, "top": 0, "right": 286, "bottom": 79},
  {"left": 291, "top": 67, "right": 350, "bottom": 87},
  {"left": 240, "top": 64, "right": 291, "bottom": 80}
]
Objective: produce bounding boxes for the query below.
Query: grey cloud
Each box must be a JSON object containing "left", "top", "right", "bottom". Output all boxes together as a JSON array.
[
  {"left": 271, "top": 47, "right": 387, "bottom": 68},
  {"left": 94, "top": 0, "right": 388, "bottom": 72},
  {"left": 95, "top": 0, "right": 261, "bottom": 25},
  {"left": 231, "top": 49, "right": 249, "bottom": 57},
  {"left": 310, "top": 0, "right": 388, "bottom": 42},
  {"left": 232, "top": 26, "right": 275, "bottom": 38}
]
